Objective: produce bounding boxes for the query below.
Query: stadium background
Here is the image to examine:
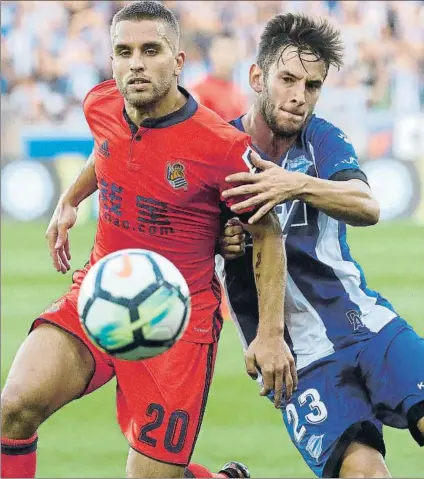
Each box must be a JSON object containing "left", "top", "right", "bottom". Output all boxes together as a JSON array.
[{"left": 1, "top": 1, "right": 423, "bottom": 477}]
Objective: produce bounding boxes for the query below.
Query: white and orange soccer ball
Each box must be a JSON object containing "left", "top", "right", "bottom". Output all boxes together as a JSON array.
[{"left": 78, "top": 249, "right": 191, "bottom": 360}]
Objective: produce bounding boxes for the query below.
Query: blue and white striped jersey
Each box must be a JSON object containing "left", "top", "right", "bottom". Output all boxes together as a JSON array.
[{"left": 221, "top": 114, "right": 398, "bottom": 370}]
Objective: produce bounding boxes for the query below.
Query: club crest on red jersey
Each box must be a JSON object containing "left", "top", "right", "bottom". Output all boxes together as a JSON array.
[{"left": 166, "top": 162, "right": 188, "bottom": 190}]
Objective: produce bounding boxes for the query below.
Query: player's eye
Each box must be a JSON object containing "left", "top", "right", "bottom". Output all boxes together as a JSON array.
[
  {"left": 307, "top": 83, "right": 322, "bottom": 90},
  {"left": 282, "top": 77, "right": 295, "bottom": 84},
  {"left": 145, "top": 49, "right": 158, "bottom": 56},
  {"left": 118, "top": 50, "right": 131, "bottom": 57}
]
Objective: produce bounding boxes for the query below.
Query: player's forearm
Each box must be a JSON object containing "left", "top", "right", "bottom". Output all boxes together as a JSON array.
[
  {"left": 61, "top": 152, "right": 98, "bottom": 208},
  {"left": 296, "top": 176, "right": 380, "bottom": 226},
  {"left": 248, "top": 211, "right": 286, "bottom": 336}
]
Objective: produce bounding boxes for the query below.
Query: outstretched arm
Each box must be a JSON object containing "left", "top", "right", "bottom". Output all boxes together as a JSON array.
[
  {"left": 61, "top": 150, "right": 98, "bottom": 207},
  {"left": 45, "top": 151, "right": 97, "bottom": 273},
  {"left": 223, "top": 150, "right": 379, "bottom": 226}
]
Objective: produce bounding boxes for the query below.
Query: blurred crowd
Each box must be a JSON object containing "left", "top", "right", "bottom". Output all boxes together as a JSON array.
[{"left": 1, "top": 0, "right": 423, "bottom": 126}]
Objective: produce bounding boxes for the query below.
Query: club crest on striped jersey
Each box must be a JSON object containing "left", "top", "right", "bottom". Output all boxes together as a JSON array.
[
  {"left": 166, "top": 162, "right": 188, "bottom": 190},
  {"left": 306, "top": 434, "right": 324, "bottom": 461},
  {"left": 286, "top": 155, "right": 313, "bottom": 173}
]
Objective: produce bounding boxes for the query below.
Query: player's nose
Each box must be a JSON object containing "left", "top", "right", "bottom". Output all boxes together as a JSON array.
[
  {"left": 291, "top": 84, "right": 306, "bottom": 106},
  {"left": 129, "top": 52, "right": 146, "bottom": 71}
]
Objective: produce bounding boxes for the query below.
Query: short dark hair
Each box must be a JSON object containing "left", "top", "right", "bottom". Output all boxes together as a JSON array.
[
  {"left": 111, "top": 1, "right": 180, "bottom": 46},
  {"left": 257, "top": 13, "right": 344, "bottom": 76}
]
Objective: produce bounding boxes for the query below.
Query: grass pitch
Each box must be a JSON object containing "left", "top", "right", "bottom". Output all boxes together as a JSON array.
[{"left": 1, "top": 220, "right": 423, "bottom": 477}]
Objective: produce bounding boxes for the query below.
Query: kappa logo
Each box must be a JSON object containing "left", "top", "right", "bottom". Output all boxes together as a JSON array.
[
  {"left": 98, "top": 140, "right": 110, "bottom": 158},
  {"left": 418, "top": 382, "right": 424, "bottom": 390},
  {"left": 306, "top": 434, "right": 324, "bottom": 461},
  {"left": 166, "top": 162, "right": 188, "bottom": 190}
]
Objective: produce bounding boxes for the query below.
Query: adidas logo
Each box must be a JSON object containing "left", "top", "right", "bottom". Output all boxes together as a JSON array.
[{"left": 99, "top": 140, "right": 110, "bottom": 158}]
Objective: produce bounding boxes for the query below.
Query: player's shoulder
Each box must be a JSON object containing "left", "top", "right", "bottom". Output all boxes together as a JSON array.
[
  {"left": 83, "top": 79, "right": 122, "bottom": 116},
  {"left": 302, "top": 114, "right": 352, "bottom": 148},
  {"left": 191, "top": 103, "right": 249, "bottom": 146}
]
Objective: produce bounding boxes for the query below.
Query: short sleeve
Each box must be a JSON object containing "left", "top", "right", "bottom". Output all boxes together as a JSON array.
[
  {"left": 314, "top": 128, "right": 362, "bottom": 180},
  {"left": 218, "top": 135, "right": 259, "bottom": 217}
]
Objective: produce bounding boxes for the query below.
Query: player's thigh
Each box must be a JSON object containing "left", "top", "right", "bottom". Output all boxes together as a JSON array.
[
  {"left": 126, "top": 447, "right": 185, "bottom": 478},
  {"left": 3, "top": 321, "right": 93, "bottom": 404},
  {"left": 114, "top": 340, "right": 217, "bottom": 467},
  {"left": 278, "top": 356, "right": 385, "bottom": 478},
  {"left": 360, "top": 317, "right": 424, "bottom": 444},
  {"left": 339, "top": 442, "right": 391, "bottom": 478},
  {"left": 2, "top": 293, "right": 114, "bottom": 432},
  {"left": 2, "top": 323, "right": 93, "bottom": 435}
]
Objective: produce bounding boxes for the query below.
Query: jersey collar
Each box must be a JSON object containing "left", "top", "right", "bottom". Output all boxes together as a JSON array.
[{"left": 123, "top": 86, "right": 198, "bottom": 131}]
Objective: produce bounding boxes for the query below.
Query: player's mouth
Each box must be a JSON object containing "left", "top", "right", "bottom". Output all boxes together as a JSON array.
[
  {"left": 128, "top": 77, "right": 150, "bottom": 84},
  {"left": 281, "top": 109, "right": 304, "bottom": 121},
  {"left": 127, "top": 78, "right": 151, "bottom": 90}
]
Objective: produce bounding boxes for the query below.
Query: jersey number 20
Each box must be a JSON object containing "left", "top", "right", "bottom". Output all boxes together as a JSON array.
[{"left": 139, "top": 403, "right": 189, "bottom": 454}]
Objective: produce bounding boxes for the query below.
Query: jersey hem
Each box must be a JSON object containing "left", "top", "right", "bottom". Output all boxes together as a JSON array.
[{"left": 296, "top": 348, "right": 335, "bottom": 371}]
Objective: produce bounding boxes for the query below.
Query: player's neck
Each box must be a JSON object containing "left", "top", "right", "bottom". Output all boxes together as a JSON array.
[
  {"left": 124, "top": 89, "right": 187, "bottom": 126},
  {"left": 243, "top": 106, "right": 297, "bottom": 163}
]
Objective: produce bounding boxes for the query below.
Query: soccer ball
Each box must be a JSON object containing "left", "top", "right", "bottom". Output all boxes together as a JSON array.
[{"left": 77, "top": 249, "right": 191, "bottom": 360}]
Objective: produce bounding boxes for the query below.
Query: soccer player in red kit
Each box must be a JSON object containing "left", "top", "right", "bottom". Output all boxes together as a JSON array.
[
  {"left": 1, "top": 2, "right": 296, "bottom": 479},
  {"left": 191, "top": 32, "right": 247, "bottom": 121}
]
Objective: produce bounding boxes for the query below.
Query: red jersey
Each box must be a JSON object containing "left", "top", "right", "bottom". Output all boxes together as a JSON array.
[
  {"left": 192, "top": 75, "right": 247, "bottom": 122},
  {"left": 83, "top": 80, "right": 255, "bottom": 343}
]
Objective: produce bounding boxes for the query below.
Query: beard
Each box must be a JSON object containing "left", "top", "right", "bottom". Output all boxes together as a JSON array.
[
  {"left": 260, "top": 87, "right": 307, "bottom": 138},
  {"left": 116, "top": 73, "right": 174, "bottom": 109}
]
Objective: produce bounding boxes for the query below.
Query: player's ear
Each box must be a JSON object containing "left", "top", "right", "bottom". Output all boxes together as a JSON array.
[
  {"left": 174, "top": 50, "right": 185, "bottom": 77},
  {"left": 249, "top": 64, "right": 263, "bottom": 94}
]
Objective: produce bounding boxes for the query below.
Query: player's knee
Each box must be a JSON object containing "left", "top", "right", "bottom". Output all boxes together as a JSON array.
[
  {"left": 417, "top": 416, "right": 424, "bottom": 435},
  {"left": 339, "top": 442, "right": 391, "bottom": 478},
  {"left": 339, "top": 461, "right": 390, "bottom": 478},
  {"left": 126, "top": 448, "right": 185, "bottom": 478},
  {"left": 126, "top": 460, "right": 185, "bottom": 478},
  {"left": 1, "top": 385, "right": 50, "bottom": 437}
]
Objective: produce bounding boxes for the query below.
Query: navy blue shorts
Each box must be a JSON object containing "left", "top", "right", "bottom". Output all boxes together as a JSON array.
[{"left": 269, "top": 318, "right": 424, "bottom": 477}]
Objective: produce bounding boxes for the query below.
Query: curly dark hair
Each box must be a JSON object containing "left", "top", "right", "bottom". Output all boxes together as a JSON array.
[{"left": 257, "top": 13, "right": 344, "bottom": 76}]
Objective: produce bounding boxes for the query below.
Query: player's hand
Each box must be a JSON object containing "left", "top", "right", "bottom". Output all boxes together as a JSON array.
[
  {"left": 223, "top": 152, "right": 305, "bottom": 224},
  {"left": 45, "top": 200, "right": 78, "bottom": 274},
  {"left": 245, "top": 334, "right": 298, "bottom": 408},
  {"left": 219, "top": 217, "right": 246, "bottom": 260}
]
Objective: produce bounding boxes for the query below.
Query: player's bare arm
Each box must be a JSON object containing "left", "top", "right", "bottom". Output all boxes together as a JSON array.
[
  {"left": 223, "top": 151, "right": 379, "bottom": 226},
  {"left": 244, "top": 210, "right": 297, "bottom": 408},
  {"left": 45, "top": 150, "right": 97, "bottom": 274}
]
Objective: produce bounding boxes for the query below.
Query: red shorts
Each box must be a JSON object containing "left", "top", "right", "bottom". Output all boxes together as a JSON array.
[{"left": 33, "top": 289, "right": 217, "bottom": 465}]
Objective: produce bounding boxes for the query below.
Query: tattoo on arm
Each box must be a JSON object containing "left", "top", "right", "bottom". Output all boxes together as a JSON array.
[
  {"left": 255, "top": 252, "right": 261, "bottom": 297},
  {"left": 255, "top": 252, "right": 261, "bottom": 269}
]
